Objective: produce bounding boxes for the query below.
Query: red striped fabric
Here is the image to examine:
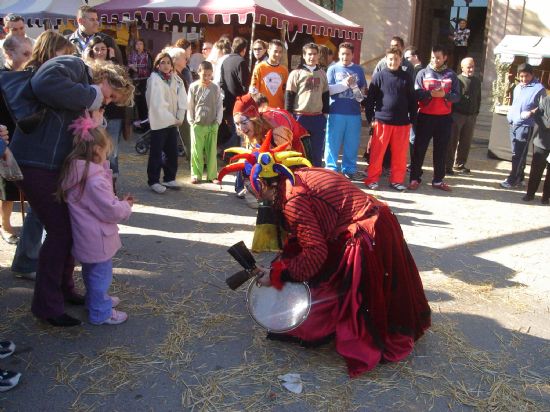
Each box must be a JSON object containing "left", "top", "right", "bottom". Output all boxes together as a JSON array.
[{"left": 279, "top": 168, "right": 385, "bottom": 281}]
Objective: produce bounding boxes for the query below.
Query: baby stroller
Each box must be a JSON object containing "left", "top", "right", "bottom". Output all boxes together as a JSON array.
[{"left": 134, "top": 119, "right": 187, "bottom": 158}]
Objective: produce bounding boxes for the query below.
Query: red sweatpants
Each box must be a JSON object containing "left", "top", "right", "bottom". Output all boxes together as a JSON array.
[{"left": 365, "top": 122, "right": 411, "bottom": 185}]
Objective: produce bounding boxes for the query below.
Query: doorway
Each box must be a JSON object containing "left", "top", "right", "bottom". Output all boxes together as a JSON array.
[{"left": 412, "top": 0, "right": 488, "bottom": 76}]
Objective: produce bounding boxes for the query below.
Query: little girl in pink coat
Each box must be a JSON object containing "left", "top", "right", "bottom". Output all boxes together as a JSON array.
[{"left": 59, "top": 113, "right": 133, "bottom": 325}]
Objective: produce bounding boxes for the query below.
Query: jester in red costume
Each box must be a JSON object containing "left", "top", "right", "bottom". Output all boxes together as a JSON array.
[{"left": 218, "top": 138, "right": 431, "bottom": 378}]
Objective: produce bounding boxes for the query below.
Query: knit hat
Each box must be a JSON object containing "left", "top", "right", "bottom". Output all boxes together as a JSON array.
[{"left": 233, "top": 94, "right": 259, "bottom": 118}]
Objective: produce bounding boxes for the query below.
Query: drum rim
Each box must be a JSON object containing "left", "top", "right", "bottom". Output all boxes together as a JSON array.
[{"left": 245, "top": 280, "right": 311, "bottom": 333}]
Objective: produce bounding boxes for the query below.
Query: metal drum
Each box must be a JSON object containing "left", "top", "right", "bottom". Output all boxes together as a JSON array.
[{"left": 246, "top": 280, "right": 311, "bottom": 332}]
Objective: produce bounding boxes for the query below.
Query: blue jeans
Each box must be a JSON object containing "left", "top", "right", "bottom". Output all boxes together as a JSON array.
[
  {"left": 106, "top": 119, "right": 123, "bottom": 177},
  {"left": 11, "top": 207, "right": 44, "bottom": 274},
  {"left": 235, "top": 171, "right": 245, "bottom": 193},
  {"left": 506, "top": 125, "right": 534, "bottom": 185},
  {"left": 82, "top": 260, "right": 113, "bottom": 324},
  {"left": 296, "top": 114, "right": 327, "bottom": 167},
  {"left": 324, "top": 114, "right": 362, "bottom": 174}
]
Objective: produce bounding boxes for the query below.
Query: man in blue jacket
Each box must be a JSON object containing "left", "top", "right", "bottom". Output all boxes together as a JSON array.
[
  {"left": 502, "top": 63, "right": 546, "bottom": 188},
  {"left": 325, "top": 42, "right": 367, "bottom": 181}
]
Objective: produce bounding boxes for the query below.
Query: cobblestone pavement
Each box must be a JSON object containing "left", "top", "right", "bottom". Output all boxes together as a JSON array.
[{"left": 1, "top": 131, "right": 549, "bottom": 411}]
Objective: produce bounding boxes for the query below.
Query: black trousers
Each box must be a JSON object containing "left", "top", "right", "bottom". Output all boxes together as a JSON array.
[
  {"left": 410, "top": 113, "right": 452, "bottom": 184},
  {"left": 134, "top": 79, "right": 148, "bottom": 121},
  {"left": 147, "top": 126, "right": 179, "bottom": 186},
  {"left": 526, "top": 145, "right": 550, "bottom": 200}
]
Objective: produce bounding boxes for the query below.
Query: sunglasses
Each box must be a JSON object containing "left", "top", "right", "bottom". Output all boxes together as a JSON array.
[{"left": 4, "top": 14, "right": 24, "bottom": 22}]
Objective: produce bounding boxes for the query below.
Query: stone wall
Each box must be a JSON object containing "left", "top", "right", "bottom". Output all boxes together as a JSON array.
[{"left": 339, "top": 0, "right": 414, "bottom": 73}]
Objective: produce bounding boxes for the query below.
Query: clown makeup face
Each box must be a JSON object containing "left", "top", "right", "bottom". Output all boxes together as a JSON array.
[{"left": 234, "top": 114, "right": 252, "bottom": 137}]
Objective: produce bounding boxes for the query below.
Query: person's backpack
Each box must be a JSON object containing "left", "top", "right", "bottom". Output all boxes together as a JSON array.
[{"left": 0, "top": 67, "right": 46, "bottom": 134}]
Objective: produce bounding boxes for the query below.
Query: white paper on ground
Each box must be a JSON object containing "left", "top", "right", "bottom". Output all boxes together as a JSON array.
[{"left": 278, "top": 373, "right": 303, "bottom": 394}]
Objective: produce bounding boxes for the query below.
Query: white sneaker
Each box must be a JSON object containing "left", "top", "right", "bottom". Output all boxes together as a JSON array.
[
  {"left": 236, "top": 188, "right": 247, "bottom": 199},
  {"left": 161, "top": 180, "right": 180, "bottom": 189},
  {"left": 101, "top": 309, "right": 128, "bottom": 325},
  {"left": 344, "top": 171, "right": 366, "bottom": 181},
  {"left": 150, "top": 183, "right": 167, "bottom": 194}
]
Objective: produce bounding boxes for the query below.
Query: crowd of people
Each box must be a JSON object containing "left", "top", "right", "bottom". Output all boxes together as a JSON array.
[{"left": 0, "top": 5, "right": 549, "bottom": 391}]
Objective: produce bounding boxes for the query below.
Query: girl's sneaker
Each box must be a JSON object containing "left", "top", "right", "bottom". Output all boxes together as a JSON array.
[
  {"left": 102, "top": 309, "right": 128, "bottom": 325},
  {"left": 110, "top": 296, "right": 121, "bottom": 308},
  {"left": 0, "top": 369, "right": 21, "bottom": 392},
  {"left": 0, "top": 341, "right": 15, "bottom": 359},
  {"left": 150, "top": 183, "right": 167, "bottom": 194}
]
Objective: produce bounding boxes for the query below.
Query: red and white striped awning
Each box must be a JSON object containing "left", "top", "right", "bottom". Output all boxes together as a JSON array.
[
  {"left": 0, "top": 0, "right": 84, "bottom": 22},
  {"left": 95, "top": 0, "right": 362, "bottom": 40}
]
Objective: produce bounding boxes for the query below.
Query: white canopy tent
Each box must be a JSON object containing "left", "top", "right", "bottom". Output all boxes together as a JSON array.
[
  {"left": 494, "top": 35, "right": 550, "bottom": 66},
  {"left": 0, "top": 0, "right": 87, "bottom": 23},
  {"left": 489, "top": 35, "right": 550, "bottom": 161}
]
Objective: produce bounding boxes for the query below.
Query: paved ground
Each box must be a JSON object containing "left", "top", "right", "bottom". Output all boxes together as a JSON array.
[{"left": 1, "top": 130, "right": 549, "bottom": 412}]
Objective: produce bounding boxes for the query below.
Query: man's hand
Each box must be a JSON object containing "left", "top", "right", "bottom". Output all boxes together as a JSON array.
[
  {"left": 430, "top": 89, "right": 446, "bottom": 98},
  {"left": 253, "top": 266, "right": 271, "bottom": 287},
  {"left": 345, "top": 74, "right": 357, "bottom": 88}
]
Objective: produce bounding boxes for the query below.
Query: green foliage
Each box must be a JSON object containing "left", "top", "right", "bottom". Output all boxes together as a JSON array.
[
  {"left": 492, "top": 56, "right": 512, "bottom": 110},
  {"left": 310, "top": 0, "right": 340, "bottom": 12}
]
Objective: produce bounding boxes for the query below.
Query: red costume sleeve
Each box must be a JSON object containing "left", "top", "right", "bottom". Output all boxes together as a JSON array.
[
  {"left": 279, "top": 195, "right": 329, "bottom": 282},
  {"left": 270, "top": 260, "right": 286, "bottom": 290}
]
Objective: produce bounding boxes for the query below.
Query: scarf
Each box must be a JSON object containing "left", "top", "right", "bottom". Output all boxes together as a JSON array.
[
  {"left": 156, "top": 70, "right": 172, "bottom": 84},
  {"left": 429, "top": 63, "right": 448, "bottom": 72}
]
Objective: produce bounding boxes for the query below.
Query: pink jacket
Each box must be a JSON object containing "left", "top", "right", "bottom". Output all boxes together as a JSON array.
[{"left": 62, "top": 160, "right": 132, "bottom": 263}]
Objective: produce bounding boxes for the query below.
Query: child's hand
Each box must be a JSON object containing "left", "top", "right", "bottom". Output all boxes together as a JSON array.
[
  {"left": 0, "top": 124, "right": 8, "bottom": 144},
  {"left": 123, "top": 194, "right": 135, "bottom": 206}
]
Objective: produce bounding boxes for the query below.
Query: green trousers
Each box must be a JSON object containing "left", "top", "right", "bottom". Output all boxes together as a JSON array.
[{"left": 191, "top": 123, "right": 219, "bottom": 181}]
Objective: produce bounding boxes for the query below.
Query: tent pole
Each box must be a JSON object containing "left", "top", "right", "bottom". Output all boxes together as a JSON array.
[{"left": 249, "top": 15, "right": 256, "bottom": 72}]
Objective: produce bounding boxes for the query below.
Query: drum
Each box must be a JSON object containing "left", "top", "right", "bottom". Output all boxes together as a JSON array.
[{"left": 246, "top": 280, "right": 311, "bottom": 332}]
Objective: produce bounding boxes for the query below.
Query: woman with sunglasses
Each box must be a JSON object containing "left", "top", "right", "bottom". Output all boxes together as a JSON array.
[
  {"left": 86, "top": 37, "right": 127, "bottom": 192},
  {"left": 252, "top": 39, "right": 268, "bottom": 66}
]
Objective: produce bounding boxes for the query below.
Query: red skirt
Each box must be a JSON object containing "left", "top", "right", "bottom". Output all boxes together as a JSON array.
[{"left": 284, "top": 206, "right": 431, "bottom": 377}]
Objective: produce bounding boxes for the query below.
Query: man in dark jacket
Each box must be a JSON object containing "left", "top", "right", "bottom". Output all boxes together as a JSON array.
[
  {"left": 363, "top": 47, "right": 416, "bottom": 191},
  {"left": 219, "top": 37, "right": 250, "bottom": 148},
  {"left": 446, "top": 57, "right": 481, "bottom": 174},
  {"left": 523, "top": 93, "right": 550, "bottom": 204},
  {"left": 408, "top": 44, "right": 459, "bottom": 192},
  {"left": 67, "top": 5, "right": 122, "bottom": 64}
]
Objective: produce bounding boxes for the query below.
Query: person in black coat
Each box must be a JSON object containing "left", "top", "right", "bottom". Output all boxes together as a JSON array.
[{"left": 523, "top": 94, "right": 550, "bottom": 204}]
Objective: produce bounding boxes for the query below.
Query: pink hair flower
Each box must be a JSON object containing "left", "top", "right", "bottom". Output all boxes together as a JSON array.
[{"left": 68, "top": 112, "right": 98, "bottom": 143}]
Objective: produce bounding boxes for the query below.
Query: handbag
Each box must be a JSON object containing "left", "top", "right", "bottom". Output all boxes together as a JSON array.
[
  {"left": 0, "top": 149, "right": 23, "bottom": 181},
  {"left": 0, "top": 68, "right": 46, "bottom": 134}
]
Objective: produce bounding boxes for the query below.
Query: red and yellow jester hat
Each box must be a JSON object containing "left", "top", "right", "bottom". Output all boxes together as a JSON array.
[{"left": 217, "top": 130, "right": 312, "bottom": 193}]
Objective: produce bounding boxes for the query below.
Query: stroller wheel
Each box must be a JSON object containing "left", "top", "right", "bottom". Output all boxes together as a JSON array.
[
  {"left": 135, "top": 141, "right": 149, "bottom": 155},
  {"left": 177, "top": 144, "right": 186, "bottom": 158}
]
